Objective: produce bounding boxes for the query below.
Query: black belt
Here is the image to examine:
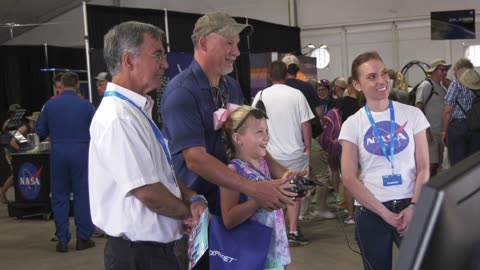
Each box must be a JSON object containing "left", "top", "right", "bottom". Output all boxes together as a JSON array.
[
  {"left": 357, "top": 198, "right": 411, "bottom": 212},
  {"left": 451, "top": 118, "right": 467, "bottom": 122},
  {"left": 109, "top": 235, "right": 176, "bottom": 248}
]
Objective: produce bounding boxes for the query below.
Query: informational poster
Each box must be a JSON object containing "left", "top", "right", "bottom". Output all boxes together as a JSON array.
[
  {"left": 249, "top": 53, "right": 317, "bottom": 100},
  {"left": 188, "top": 208, "right": 209, "bottom": 270},
  {"left": 249, "top": 52, "right": 273, "bottom": 99}
]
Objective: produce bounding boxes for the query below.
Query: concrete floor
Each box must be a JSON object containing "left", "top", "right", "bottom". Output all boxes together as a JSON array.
[{"left": 0, "top": 189, "right": 397, "bottom": 270}]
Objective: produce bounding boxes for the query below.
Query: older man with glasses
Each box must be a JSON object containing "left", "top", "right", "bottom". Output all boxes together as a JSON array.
[{"left": 88, "top": 21, "right": 207, "bottom": 270}]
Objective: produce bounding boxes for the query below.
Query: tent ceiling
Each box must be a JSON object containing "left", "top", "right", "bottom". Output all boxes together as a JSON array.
[{"left": 0, "top": 0, "right": 88, "bottom": 44}]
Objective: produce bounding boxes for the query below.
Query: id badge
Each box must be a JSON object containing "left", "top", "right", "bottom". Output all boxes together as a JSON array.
[{"left": 382, "top": 174, "right": 402, "bottom": 186}]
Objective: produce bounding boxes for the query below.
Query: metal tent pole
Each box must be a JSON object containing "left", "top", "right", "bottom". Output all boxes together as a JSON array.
[
  {"left": 82, "top": 1, "right": 93, "bottom": 103},
  {"left": 164, "top": 8, "right": 170, "bottom": 52}
]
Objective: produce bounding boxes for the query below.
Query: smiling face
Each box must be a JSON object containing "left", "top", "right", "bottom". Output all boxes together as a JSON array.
[
  {"left": 202, "top": 33, "right": 240, "bottom": 76},
  {"left": 129, "top": 33, "right": 169, "bottom": 95},
  {"left": 352, "top": 59, "right": 390, "bottom": 102},
  {"left": 317, "top": 85, "right": 330, "bottom": 99},
  {"left": 233, "top": 116, "right": 269, "bottom": 162}
]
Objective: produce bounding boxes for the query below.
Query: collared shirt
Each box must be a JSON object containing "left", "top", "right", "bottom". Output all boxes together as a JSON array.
[
  {"left": 161, "top": 59, "right": 244, "bottom": 213},
  {"left": 89, "top": 82, "right": 182, "bottom": 243},
  {"left": 445, "top": 79, "right": 477, "bottom": 119}
]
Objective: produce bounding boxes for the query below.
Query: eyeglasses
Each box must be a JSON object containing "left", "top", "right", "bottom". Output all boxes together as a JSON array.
[
  {"left": 151, "top": 51, "right": 167, "bottom": 62},
  {"left": 234, "top": 109, "right": 269, "bottom": 132},
  {"left": 211, "top": 86, "right": 229, "bottom": 110}
]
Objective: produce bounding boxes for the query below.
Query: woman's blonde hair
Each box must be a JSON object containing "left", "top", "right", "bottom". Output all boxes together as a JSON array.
[
  {"left": 223, "top": 105, "right": 267, "bottom": 161},
  {"left": 395, "top": 72, "right": 408, "bottom": 92}
]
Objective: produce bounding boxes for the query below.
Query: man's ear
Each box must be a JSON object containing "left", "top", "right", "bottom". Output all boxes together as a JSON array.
[
  {"left": 122, "top": 52, "right": 135, "bottom": 70},
  {"left": 198, "top": 36, "right": 208, "bottom": 51}
]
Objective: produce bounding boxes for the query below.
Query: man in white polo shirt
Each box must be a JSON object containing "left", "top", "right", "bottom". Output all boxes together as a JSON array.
[{"left": 89, "top": 21, "right": 207, "bottom": 270}]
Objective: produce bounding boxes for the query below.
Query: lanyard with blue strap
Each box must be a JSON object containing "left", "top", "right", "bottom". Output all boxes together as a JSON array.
[
  {"left": 364, "top": 100, "right": 396, "bottom": 174},
  {"left": 104, "top": 91, "right": 177, "bottom": 186}
]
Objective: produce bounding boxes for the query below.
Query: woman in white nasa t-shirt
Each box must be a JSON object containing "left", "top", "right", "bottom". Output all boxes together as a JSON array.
[{"left": 339, "top": 51, "right": 430, "bottom": 270}]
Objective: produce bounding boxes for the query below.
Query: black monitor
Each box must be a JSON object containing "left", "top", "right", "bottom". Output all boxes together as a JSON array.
[
  {"left": 431, "top": 9, "right": 476, "bottom": 40},
  {"left": 396, "top": 151, "right": 480, "bottom": 270}
]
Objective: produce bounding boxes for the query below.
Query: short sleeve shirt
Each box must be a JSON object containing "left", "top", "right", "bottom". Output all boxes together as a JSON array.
[
  {"left": 339, "top": 102, "right": 430, "bottom": 203},
  {"left": 161, "top": 59, "right": 244, "bottom": 213},
  {"left": 444, "top": 79, "right": 478, "bottom": 119}
]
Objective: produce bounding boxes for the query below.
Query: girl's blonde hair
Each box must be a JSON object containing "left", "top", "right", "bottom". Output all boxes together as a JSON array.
[{"left": 223, "top": 105, "right": 267, "bottom": 161}]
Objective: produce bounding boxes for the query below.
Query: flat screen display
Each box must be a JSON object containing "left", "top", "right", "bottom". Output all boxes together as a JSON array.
[{"left": 431, "top": 9, "right": 476, "bottom": 40}]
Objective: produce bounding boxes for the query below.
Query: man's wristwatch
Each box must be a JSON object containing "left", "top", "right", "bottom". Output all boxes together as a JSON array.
[
  {"left": 190, "top": 194, "right": 208, "bottom": 205},
  {"left": 408, "top": 201, "right": 416, "bottom": 210}
]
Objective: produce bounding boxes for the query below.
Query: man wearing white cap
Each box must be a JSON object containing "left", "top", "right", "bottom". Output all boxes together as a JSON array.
[{"left": 415, "top": 59, "right": 451, "bottom": 176}]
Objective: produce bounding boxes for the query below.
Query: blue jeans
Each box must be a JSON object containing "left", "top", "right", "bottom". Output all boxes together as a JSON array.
[
  {"left": 354, "top": 198, "right": 411, "bottom": 270},
  {"left": 448, "top": 119, "right": 480, "bottom": 166}
]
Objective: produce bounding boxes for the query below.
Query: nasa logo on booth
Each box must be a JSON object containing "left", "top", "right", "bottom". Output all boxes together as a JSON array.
[
  {"left": 363, "top": 121, "right": 410, "bottom": 156},
  {"left": 17, "top": 162, "right": 42, "bottom": 200}
]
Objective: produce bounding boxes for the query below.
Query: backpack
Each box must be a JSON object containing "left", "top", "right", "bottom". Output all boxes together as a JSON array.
[
  {"left": 318, "top": 108, "right": 342, "bottom": 156},
  {"left": 408, "top": 79, "right": 434, "bottom": 106},
  {"left": 456, "top": 91, "right": 480, "bottom": 132}
]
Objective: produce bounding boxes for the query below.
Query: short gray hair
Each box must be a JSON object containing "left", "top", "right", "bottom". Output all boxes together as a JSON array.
[{"left": 103, "top": 21, "right": 165, "bottom": 75}]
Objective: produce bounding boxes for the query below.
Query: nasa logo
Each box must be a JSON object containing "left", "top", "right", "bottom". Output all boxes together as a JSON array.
[
  {"left": 17, "top": 162, "right": 42, "bottom": 200},
  {"left": 363, "top": 121, "right": 409, "bottom": 156}
]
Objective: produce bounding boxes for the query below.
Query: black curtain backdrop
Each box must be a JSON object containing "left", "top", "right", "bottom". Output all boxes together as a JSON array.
[
  {"left": 0, "top": 5, "right": 300, "bottom": 124},
  {"left": 0, "top": 45, "right": 86, "bottom": 125},
  {"left": 87, "top": 5, "right": 166, "bottom": 49},
  {"left": 86, "top": 4, "right": 300, "bottom": 102}
]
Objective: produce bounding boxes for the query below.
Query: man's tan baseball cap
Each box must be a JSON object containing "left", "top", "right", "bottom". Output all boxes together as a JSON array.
[{"left": 191, "top": 12, "right": 253, "bottom": 45}]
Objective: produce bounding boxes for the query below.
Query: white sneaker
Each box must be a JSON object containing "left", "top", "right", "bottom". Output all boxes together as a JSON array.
[
  {"left": 344, "top": 216, "right": 355, "bottom": 224},
  {"left": 310, "top": 210, "right": 336, "bottom": 219}
]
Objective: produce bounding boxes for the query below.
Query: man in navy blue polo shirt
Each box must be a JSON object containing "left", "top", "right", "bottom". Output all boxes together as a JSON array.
[{"left": 161, "top": 12, "right": 295, "bottom": 215}]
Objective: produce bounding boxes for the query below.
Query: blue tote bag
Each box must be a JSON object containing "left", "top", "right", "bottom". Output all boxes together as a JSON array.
[{"left": 209, "top": 215, "right": 273, "bottom": 270}]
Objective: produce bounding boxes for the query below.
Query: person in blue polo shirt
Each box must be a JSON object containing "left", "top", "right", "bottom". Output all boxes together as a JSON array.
[
  {"left": 36, "top": 72, "right": 95, "bottom": 253},
  {"left": 161, "top": 11, "right": 297, "bottom": 219}
]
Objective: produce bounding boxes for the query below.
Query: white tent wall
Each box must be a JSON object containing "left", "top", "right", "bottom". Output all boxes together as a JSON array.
[{"left": 302, "top": 17, "right": 480, "bottom": 84}]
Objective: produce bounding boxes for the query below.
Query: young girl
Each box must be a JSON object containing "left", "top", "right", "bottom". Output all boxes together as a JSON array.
[{"left": 221, "top": 105, "right": 290, "bottom": 270}]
